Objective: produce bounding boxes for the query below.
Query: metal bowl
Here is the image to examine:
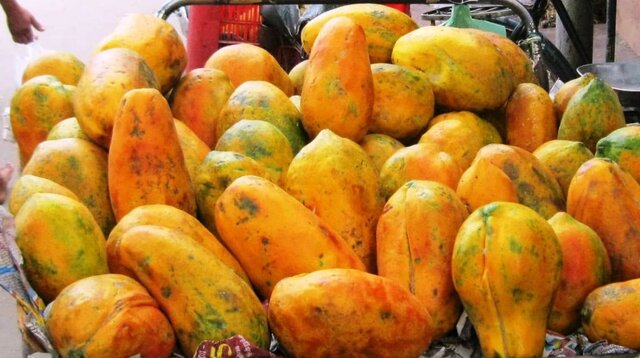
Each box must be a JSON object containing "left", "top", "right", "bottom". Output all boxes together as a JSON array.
[{"left": 577, "top": 62, "right": 640, "bottom": 108}]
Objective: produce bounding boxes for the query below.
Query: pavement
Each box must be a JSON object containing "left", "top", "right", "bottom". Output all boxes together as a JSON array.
[{"left": 1, "top": 3, "right": 639, "bottom": 357}]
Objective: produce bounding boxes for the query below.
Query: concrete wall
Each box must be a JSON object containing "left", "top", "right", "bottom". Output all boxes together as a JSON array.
[{"left": 617, "top": 0, "right": 640, "bottom": 57}]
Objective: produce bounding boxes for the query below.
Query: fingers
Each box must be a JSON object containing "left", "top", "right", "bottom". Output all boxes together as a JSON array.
[{"left": 31, "top": 16, "right": 44, "bottom": 32}]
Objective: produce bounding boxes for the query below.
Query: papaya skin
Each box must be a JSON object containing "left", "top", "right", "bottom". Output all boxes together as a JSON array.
[
  {"left": 108, "top": 88, "right": 196, "bottom": 221},
  {"left": 214, "top": 175, "right": 366, "bottom": 298},
  {"left": 301, "top": 16, "right": 373, "bottom": 142},
  {"left": 452, "top": 202, "right": 563, "bottom": 358},
  {"left": 15, "top": 193, "right": 108, "bottom": 303},
  {"left": 533, "top": 139, "right": 594, "bottom": 198},
  {"left": 567, "top": 158, "right": 640, "bottom": 281},
  {"left": 8, "top": 174, "right": 79, "bottom": 216},
  {"left": 268, "top": 268, "right": 433, "bottom": 358},
  {"left": 547, "top": 212, "right": 611, "bottom": 335},
  {"left": 106, "top": 204, "right": 249, "bottom": 284},
  {"left": 108, "top": 225, "right": 270, "bottom": 357},
  {"left": 505, "top": 82, "right": 557, "bottom": 152},
  {"left": 377, "top": 180, "right": 468, "bottom": 339},
  {"left": 47, "top": 274, "right": 175, "bottom": 358},
  {"left": 359, "top": 133, "right": 404, "bottom": 173}
]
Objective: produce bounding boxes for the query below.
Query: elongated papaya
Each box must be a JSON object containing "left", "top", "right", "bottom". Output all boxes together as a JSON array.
[
  {"left": 301, "top": 16, "right": 373, "bottom": 142},
  {"left": 269, "top": 268, "right": 433, "bottom": 358},
  {"left": 377, "top": 180, "right": 468, "bottom": 339},
  {"left": 106, "top": 204, "right": 249, "bottom": 283},
  {"left": 286, "top": 129, "right": 383, "bottom": 271},
  {"left": 108, "top": 88, "right": 195, "bottom": 221},
  {"left": 108, "top": 224, "right": 270, "bottom": 357},
  {"left": 452, "top": 202, "right": 563, "bottom": 357},
  {"left": 214, "top": 175, "right": 366, "bottom": 298}
]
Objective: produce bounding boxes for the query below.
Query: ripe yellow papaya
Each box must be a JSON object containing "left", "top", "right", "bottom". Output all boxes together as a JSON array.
[
  {"left": 457, "top": 144, "right": 565, "bottom": 219},
  {"left": 553, "top": 73, "right": 595, "bottom": 119},
  {"left": 547, "top": 212, "right": 611, "bottom": 334},
  {"left": 173, "top": 119, "right": 210, "bottom": 187},
  {"left": 15, "top": 193, "right": 108, "bottom": 302},
  {"left": 359, "top": 133, "right": 404, "bottom": 173},
  {"left": 533, "top": 139, "right": 594, "bottom": 198},
  {"left": 106, "top": 204, "right": 249, "bottom": 284},
  {"left": 505, "top": 82, "right": 557, "bottom": 152},
  {"left": 268, "top": 268, "right": 433, "bottom": 358},
  {"left": 301, "top": 16, "right": 373, "bottom": 142},
  {"left": 46, "top": 117, "right": 89, "bottom": 141},
  {"left": 8, "top": 175, "right": 78, "bottom": 216},
  {"left": 452, "top": 202, "right": 563, "bottom": 357},
  {"left": 596, "top": 124, "right": 640, "bottom": 183},
  {"left": 370, "top": 63, "right": 434, "bottom": 140},
  {"left": 47, "top": 274, "right": 175, "bottom": 358},
  {"left": 108, "top": 88, "right": 195, "bottom": 221},
  {"left": 23, "top": 138, "right": 115, "bottom": 235},
  {"left": 217, "top": 80, "right": 307, "bottom": 153},
  {"left": 582, "top": 278, "right": 640, "bottom": 349},
  {"left": 10, "top": 75, "right": 74, "bottom": 168},
  {"left": 21, "top": 51, "right": 85, "bottom": 86},
  {"left": 216, "top": 119, "right": 293, "bottom": 187},
  {"left": 300, "top": 3, "right": 418, "bottom": 63},
  {"left": 96, "top": 13, "right": 186, "bottom": 94},
  {"left": 286, "top": 129, "right": 383, "bottom": 271},
  {"left": 73, "top": 48, "right": 158, "bottom": 148},
  {"left": 193, "top": 151, "right": 268, "bottom": 237},
  {"left": 377, "top": 180, "right": 468, "bottom": 339},
  {"left": 214, "top": 175, "right": 366, "bottom": 298},
  {"left": 108, "top": 225, "right": 270, "bottom": 357},
  {"left": 170, "top": 68, "right": 235, "bottom": 148},
  {"left": 567, "top": 158, "right": 640, "bottom": 281},
  {"left": 205, "top": 43, "right": 293, "bottom": 96}
]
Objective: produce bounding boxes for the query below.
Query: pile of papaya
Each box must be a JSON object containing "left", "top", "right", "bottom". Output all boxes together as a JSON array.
[{"left": 7, "top": 4, "right": 640, "bottom": 357}]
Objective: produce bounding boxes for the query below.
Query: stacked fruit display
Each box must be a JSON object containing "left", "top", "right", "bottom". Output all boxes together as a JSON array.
[{"left": 6, "top": 4, "right": 640, "bottom": 358}]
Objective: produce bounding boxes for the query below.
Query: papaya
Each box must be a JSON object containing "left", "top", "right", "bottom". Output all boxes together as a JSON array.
[
  {"left": 379, "top": 143, "right": 462, "bottom": 199},
  {"left": 108, "top": 225, "right": 270, "bottom": 357},
  {"left": 533, "top": 139, "right": 594, "bottom": 198},
  {"left": 377, "top": 180, "right": 468, "bottom": 339},
  {"left": 558, "top": 77, "right": 626, "bottom": 152},
  {"left": 469, "top": 28, "right": 537, "bottom": 86},
  {"left": 193, "top": 151, "right": 268, "bottom": 237},
  {"left": 173, "top": 119, "right": 210, "bottom": 186},
  {"left": 23, "top": 138, "right": 115, "bottom": 235},
  {"left": 392, "top": 26, "right": 514, "bottom": 111},
  {"left": 505, "top": 82, "right": 557, "bottom": 152},
  {"left": 15, "top": 193, "right": 108, "bottom": 302},
  {"left": 300, "top": 3, "right": 418, "bottom": 63},
  {"left": 553, "top": 73, "right": 595, "bottom": 119},
  {"left": 108, "top": 88, "right": 196, "bottom": 221},
  {"left": 106, "top": 204, "right": 249, "bottom": 284},
  {"left": 547, "top": 212, "right": 611, "bottom": 334},
  {"left": 301, "top": 16, "right": 373, "bottom": 142},
  {"left": 582, "top": 278, "right": 640, "bottom": 349},
  {"left": 47, "top": 274, "right": 175, "bottom": 358},
  {"left": 170, "top": 68, "right": 235, "bottom": 148},
  {"left": 21, "top": 50, "right": 85, "bottom": 86},
  {"left": 370, "top": 63, "right": 434, "bottom": 140},
  {"left": 286, "top": 129, "right": 383, "bottom": 272},
  {"left": 46, "top": 117, "right": 89, "bottom": 141},
  {"left": 214, "top": 175, "right": 366, "bottom": 298},
  {"left": 217, "top": 80, "right": 307, "bottom": 153},
  {"left": 205, "top": 43, "right": 293, "bottom": 96},
  {"left": 567, "top": 158, "right": 640, "bottom": 281},
  {"left": 596, "top": 124, "right": 640, "bottom": 183},
  {"left": 96, "top": 13, "right": 186, "bottom": 94},
  {"left": 452, "top": 202, "right": 563, "bottom": 358},
  {"left": 288, "top": 59, "right": 308, "bottom": 96},
  {"left": 289, "top": 95, "right": 301, "bottom": 111},
  {"left": 215, "top": 119, "right": 293, "bottom": 187},
  {"left": 7, "top": 174, "right": 78, "bottom": 216},
  {"left": 457, "top": 144, "right": 565, "bottom": 219},
  {"left": 10, "top": 75, "right": 74, "bottom": 168},
  {"left": 419, "top": 111, "right": 502, "bottom": 171},
  {"left": 73, "top": 47, "right": 158, "bottom": 148},
  {"left": 268, "top": 268, "right": 433, "bottom": 358},
  {"left": 359, "top": 133, "right": 404, "bottom": 173}
]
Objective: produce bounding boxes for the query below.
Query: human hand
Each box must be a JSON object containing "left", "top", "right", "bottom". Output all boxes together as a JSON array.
[{"left": 5, "top": 3, "right": 44, "bottom": 44}]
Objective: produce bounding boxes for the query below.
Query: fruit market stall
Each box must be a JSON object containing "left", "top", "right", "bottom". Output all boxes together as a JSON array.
[{"left": 2, "top": 0, "right": 640, "bottom": 357}]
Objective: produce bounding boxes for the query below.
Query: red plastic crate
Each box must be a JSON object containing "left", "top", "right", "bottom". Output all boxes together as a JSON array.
[{"left": 218, "top": 5, "right": 262, "bottom": 46}]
